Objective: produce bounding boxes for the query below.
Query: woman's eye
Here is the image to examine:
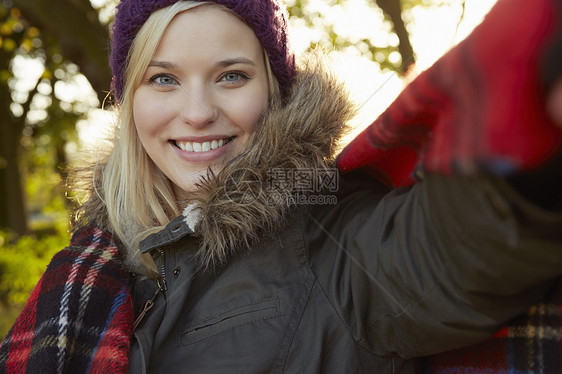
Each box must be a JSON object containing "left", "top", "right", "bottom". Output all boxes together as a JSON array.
[
  {"left": 220, "top": 72, "right": 249, "bottom": 84},
  {"left": 149, "top": 74, "right": 177, "bottom": 86}
]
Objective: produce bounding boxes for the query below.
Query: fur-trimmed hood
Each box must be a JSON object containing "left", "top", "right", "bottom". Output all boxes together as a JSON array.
[
  {"left": 77, "top": 53, "right": 356, "bottom": 272},
  {"left": 187, "top": 54, "right": 355, "bottom": 269}
]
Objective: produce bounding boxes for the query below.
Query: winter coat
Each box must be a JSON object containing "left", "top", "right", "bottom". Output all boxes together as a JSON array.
[{"left": 126, "top": 172, "right": 562, "bottom": 374}]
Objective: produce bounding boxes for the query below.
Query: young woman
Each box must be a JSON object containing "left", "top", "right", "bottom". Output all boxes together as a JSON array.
[{"left": 1, "top": 0, "right": 561, "bottom": 373}]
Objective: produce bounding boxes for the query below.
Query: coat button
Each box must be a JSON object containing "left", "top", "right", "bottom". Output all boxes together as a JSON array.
[
  {"left": 173, "top": 267, "right": 181, "bottom": 278},
  {"left": 171, "top": 223, "right": 182, "bottom": 233}
]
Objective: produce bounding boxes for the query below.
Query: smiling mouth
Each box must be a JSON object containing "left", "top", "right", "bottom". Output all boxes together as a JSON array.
[{"left": 173, "top": 137, "right": 234, "bottom": 152}]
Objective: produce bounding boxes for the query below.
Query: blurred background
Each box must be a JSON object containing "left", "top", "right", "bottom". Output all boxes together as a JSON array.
[{"left": 0, "top": 0, "right": 497, "bottom": 335}]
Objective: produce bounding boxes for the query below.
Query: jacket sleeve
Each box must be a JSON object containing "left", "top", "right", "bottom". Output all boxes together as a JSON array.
[{"left": 304, "top": 173, "right": 562, "bottom": 359}]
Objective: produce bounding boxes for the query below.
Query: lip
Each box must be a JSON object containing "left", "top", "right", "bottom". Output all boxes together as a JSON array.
[
  {"left": 173, "top": 135, "right": 233, "bottom": 143},
  {"left": 170, "top": 136, "right": 235, "bottom": 163}
]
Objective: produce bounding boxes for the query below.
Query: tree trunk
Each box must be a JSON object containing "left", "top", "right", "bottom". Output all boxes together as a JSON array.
[
  {"left": 0, "top": 87, "right": 28, "bottom": 237},
  {"left": 374, "top": 0, "right": 415, "bottom": 74}
]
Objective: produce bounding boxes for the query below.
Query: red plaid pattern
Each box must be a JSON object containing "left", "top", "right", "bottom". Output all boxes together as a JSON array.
[{"left": 0, "top": 227, "right": 134, "bottom": 373}]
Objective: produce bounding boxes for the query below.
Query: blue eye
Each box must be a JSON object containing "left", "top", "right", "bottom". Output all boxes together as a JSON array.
[
  {"left": 220, "top": 71, "right": 249, "bottom": 83},
  {"left": 149, "top": 74, "right": 177, "bottom": 86}
]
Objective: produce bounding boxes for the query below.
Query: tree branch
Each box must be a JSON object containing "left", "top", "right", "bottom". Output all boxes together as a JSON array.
[{"left": 373, "top": 0, "right": 416, "bottom": 74}]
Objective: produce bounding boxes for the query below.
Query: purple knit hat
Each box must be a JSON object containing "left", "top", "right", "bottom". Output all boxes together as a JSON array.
[{"left": 109, "top": 0, "right": 296, "bottom": 101}]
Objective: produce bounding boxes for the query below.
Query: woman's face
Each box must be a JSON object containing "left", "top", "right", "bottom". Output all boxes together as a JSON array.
[{"left": 133, "top": 5, "right": 269, "bottom": 198}]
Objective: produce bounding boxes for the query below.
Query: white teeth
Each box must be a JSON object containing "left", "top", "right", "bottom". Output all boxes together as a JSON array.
[{"left": 176, "top": 138, "right": 230, "bottom": 153}]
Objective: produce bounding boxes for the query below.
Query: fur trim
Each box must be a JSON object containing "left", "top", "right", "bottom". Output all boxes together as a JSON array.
[
  {"left": 188, "top": 54, "right": 355, "bottom": 270},
  {"left": 72, "top": 53, "right": 355, "bottom": 271}
]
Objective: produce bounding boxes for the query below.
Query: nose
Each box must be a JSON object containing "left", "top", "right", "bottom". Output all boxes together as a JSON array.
[{"left": 178, "top": 84, "right": 217, "bottom": 128}]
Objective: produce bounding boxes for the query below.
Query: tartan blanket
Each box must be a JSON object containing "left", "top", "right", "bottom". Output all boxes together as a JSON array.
[{"left": 0, "top": 227, "right": 133, "bottom": 374}]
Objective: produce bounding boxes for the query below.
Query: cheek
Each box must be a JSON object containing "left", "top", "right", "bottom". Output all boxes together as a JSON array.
[
  {"left": 231, "top": 89, "right": 268, "bottom": 133},
  {"left": 132, "top": 90, "right": 171, "bottom": 136}
]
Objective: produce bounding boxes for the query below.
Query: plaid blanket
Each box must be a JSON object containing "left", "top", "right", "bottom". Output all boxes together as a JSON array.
[{"left": 0, "top": 227, "right": 133, "bottom": 373}]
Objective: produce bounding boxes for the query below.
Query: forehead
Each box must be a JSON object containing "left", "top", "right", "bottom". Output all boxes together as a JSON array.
[{"left": 154, "top": 5, "right": 263, "bottom": 61}]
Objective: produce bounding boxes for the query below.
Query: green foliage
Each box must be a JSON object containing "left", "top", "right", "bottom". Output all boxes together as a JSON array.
[
  {"left": 0, "top": 229, "right": 68, "bottom": 305},
  {"left": 0, "top": 233, "right": 69, "bottom": 337},
  {"left": 0, "top": 227, "right": 69, "bottom": 336},
  {"left": 402, "top": 0, "right": 454, "bottom": 11},
  {"left": 287, "top": 0, "right": 460, "bottom": 73},
  {"left": 287, "top": 0, "right": 404, "bottom": 72},
  {"left": 0, "top": 303, "right": 22, "bottom": 337},
  {"left": 0, "top": 95, "right": 72, "bottom": 336}
]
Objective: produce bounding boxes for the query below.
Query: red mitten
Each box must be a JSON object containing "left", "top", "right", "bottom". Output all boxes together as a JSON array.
[{"left": 337, "top": 0, "right": 562, "bottom": 187}]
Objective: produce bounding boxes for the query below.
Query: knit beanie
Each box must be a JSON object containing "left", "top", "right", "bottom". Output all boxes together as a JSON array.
[{"left": 109, "top": 0, "right": 296, "bottom": 101}]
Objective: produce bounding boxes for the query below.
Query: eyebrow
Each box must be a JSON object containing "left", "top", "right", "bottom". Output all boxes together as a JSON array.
[
  {"left": 147, "top": 57, "right": 256, "bottom": 69},
  {"left": 216, "top": 57, "right": 256, "bottom": 68},
  {"left": 148, "top": 60, "right": 176, "bottom": 69}
]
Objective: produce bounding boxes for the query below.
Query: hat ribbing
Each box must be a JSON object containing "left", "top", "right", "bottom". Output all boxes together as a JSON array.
[{"left": 110, "top": 0, "right": 295, "bottom": 101}]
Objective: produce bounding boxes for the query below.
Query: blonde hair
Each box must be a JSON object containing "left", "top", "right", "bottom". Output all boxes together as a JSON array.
[{"left": 96, "top": 1, "right": 280, "bottom": 276}]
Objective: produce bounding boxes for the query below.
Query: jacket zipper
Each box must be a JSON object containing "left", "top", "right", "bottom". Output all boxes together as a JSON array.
[
  {"left": 133, "top": 287, "right": 159, "bottom": 330},
  {"left": 157, "top": 248, "right": 168, "bottom": 299},
  {"left": 133, "top": 248, "right": 168, "bottom": 330}
]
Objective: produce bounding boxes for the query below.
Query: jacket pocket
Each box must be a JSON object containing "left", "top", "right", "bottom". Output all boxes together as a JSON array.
[{"left": 180, "top": 297, "right": 280, "bottom": 346}]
